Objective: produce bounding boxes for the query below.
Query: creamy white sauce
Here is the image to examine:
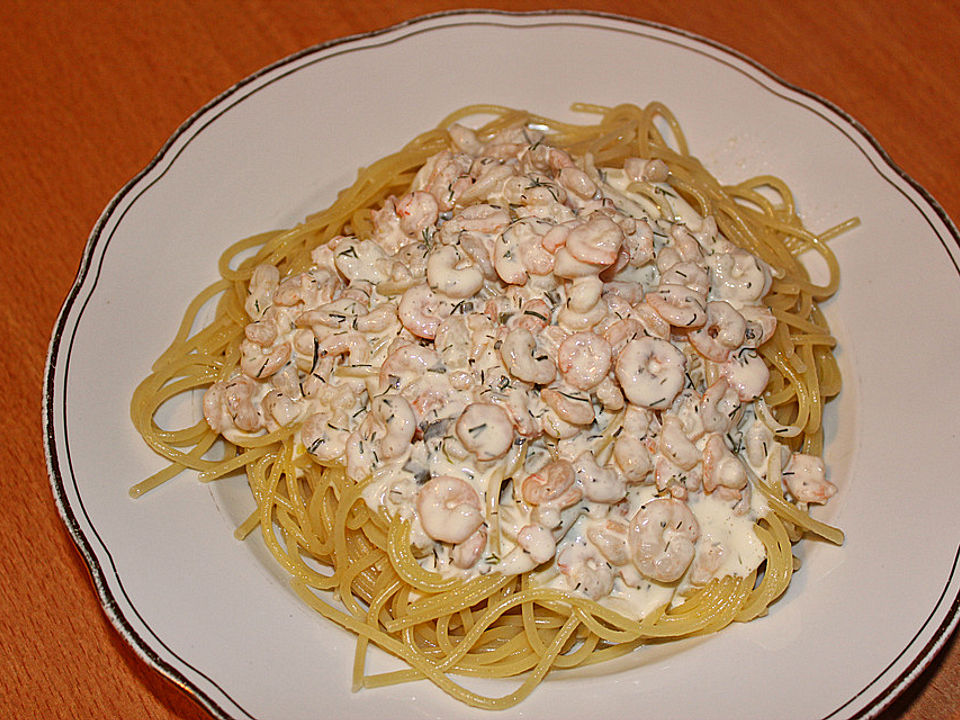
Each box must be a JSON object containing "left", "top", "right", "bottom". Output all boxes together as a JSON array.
[{"left": 201, "top": 122, "right": 806, "bottom": 622}]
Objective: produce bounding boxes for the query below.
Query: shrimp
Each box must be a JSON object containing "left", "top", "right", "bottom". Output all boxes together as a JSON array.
[
  {"left": 495, "top": 218, "right": 551, "bottom": 285},
  {"left": 659, "top": 415, "right": 700, "bottom": 471},
  {"left": 672, "top": 389, "right": 706, "bottom": 442},
  {"left": 702, "top": 434, "right": 748, "bottom": 494},
  {"left": 719, "top": 348, "right": 770, "bottom": 402},
  {"left": 434, "top": 314, "right": 473, "bottom": 369},
  {"left": 709, "top": 248, "right": 771, "bottom": 306},
  {"left": 654, "top": 455, "right": 702, "bottom": 500},
  {"left": 317, "top": 331, "right": 370, "bottom": 364},
  {"left": 203, "top": 375, "right": 262, "bottom": 436},
  {"left": 541, "top": 387, "right": 595, "bottom": 426},
  {"left": 416, "top": 475, "right": 485, "bottom": 544},
  {"left": 395, "top": 190, "right": 439, "bottom": 237},
  {"left": 491, "top": 387, "right": 542, "bottom": 438},
  {"left": 344, "top": 414, "right": 385, "bottom": 482},
  {"left": 557, "top": 295, "right": 608, "bottom": 332},
  {"left": 670, "top": 225, "right": 706, "bottom": 265},
  {"left": 518, "top": 231, "right": 556, "bottom": 275},
  {"left": 451, "top": 526, "right": 487, "bottom": 569},
  {"left": 301, "top": 411, "right": 350, "bottom": 463},
  {"left": 439, "top": 203, "right": 511, "bottom": 242},
  {"left": 398, "top": 283, "right": 450, "bottom": 339},
  {"left": 245, "top": 263, "right": 280, "bottom": 319},
  {"left": 372, "top": 393, "right": 416, "bottom": 461},
  {"left": 594, "top": 373, "right": 625, "bottom": 411},
  {"left": 557, "top": 542, "right": 615, "bottom": 600},
  {"left": 743, "top": 417, "right": 780, "bottom": 470},
  {"left": 566, "top": 275, "right": 604, "bottom": 314},
  {"left": 558, "top": 166, "right": 598, "bottom": 201},
  {"left": 586, "top": 519, "right": 631, "bottom": 566},
  {"left": 564, "top": 214, "right": 623, "bottom": 267},
  {"left": 700, "top": 377, "right": 742, "bottom": 434},
  {"left": 541, "top": 224, "right": 569, "bottom": 254},
  {"left": 426, "top": 245, "right": 484, "bottom": 299},
  {"left": 447, "top": 124, "right": 483, "bottom": 155},
  {"left": 628, "top": 498, "right": 700, "bottom": 583},
  {"left": 502, "top": 173, "right": 567, "bottom": 207},
  {"left": 510, "top": 298, "right": 552, "bottom": 333},
  {"left": 624, "top": 157, "right": 669, "bottom": 183},
  {"left": 412, "top": 150, "right": 473, "bottom": 211},
  {"left": 613, "top": 434, "right": 653, "bottom": 483},
  {"left": 355, "top": 303, "right": 399, "bottom": 333},
  {"left": 458, "top": 162, "right": 516, "bottom": 206},
  {"left": 624, "top": 219, "right": 655, "bottom": 268},
  {"left": 522, "top": 144, "right": 575, "bottom": 174},
  {"left": 602, "top": 317, "right": 642, "bottom": 355},
  {"left": 688, "top": 300, "right": 747, "bottom": 363},
  {"left": 557, "top": 331, "right": 612, "bottom": 391},
  {"left": 689, "top": 541, "right": 726, "bottom": 586},
  {"left": 244, "top": 313, "right": 279, "bottom": 347},
  {"left": 614, "top": 337, "right": 686, "bottom": 409},
  {"left": 455, "top": 402, "right": 514, "bottom": 461},
  {"left": 332, "top": 238, "right": 391, "bottom": 285},
  {"left": 239, "top": 338, "right": 291, "bottom": 380},
  {"left": 520, "top": 459, "right": 581, "bottom": 508},
  {"left": 740, "top": 304, "right": 778, "bottom": 348},
  {"left": 260, "top": 389, "right": 302, "bottom": 432},
  {"left": 634, "top": 300, "right": 672, "bottom": 340},
  {"left": 379, "top": 343, "right": 441, "bottom": 390},
  {"left": 647, "top": 283, "right": 707, "bottom": 328},
  {"left": 499, "top": 327, "right": 556, "bottom": 385},
  {"left": 574, "top": 451, "right": 626, "bottom": 504},
  {"left": 660, "top": 261, "right": 710, "bottom": 296},
  {"left": 782, "top": 453, "right": 837, "bottom": 504},
  {"left": 516, "top": 524, "right": 557, "bottom": 564}
]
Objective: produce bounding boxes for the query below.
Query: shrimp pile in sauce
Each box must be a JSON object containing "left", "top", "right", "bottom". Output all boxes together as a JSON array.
[{"left": 203, "top": 123, "right": 837, "bottom": 617}]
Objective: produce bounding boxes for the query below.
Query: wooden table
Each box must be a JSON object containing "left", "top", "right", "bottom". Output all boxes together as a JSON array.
[{"left": 3, "top": 2, "right": 958, "bottom": 718}]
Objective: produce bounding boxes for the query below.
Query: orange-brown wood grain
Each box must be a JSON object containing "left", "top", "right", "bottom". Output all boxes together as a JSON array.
[{"left": 2, "top": 1, "right": 958, "bottom": 718}]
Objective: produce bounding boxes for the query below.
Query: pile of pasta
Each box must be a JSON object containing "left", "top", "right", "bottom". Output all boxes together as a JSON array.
[{"left": 131, "top": 102, "right": 849, "bottom": 709}]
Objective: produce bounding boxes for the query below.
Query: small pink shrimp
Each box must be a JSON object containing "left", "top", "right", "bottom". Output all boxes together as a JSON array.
[
  {"left": 614, "top": 336, "right": 686, "bottom": 410},
  {"left": 557, "top": 332, "right": 612, "bottom": 391},
  {"left": 451, "top": 526, "right": 488, "bottom": 569},
  {"left": 557, "top": 542, "right": 615, "bottom": 600},
  {"left": 660, "top": 261, "right": 710, "bottom": 296},
  {"left": 740, "top": 304, "right": 778, "bottom": 348},
  {"left": 624, "top": 157, "right": 669, "bottom": 183},
  {"left": 455, "top": 403, "right": 514, "bottom": 461},
  {"left": 541, "top": 387, "right": 596, "bottom": 426},
  {"left": 719, "top": 348, "right": 770, "bottom": 402},
  {"left": 398, "top": 284, "right": 450, "bottom": 340},
  {"left": 516, "top": 524, "right": 557, "bottom": 564},
  {"left": 700, "top": 378, "right": 742, "bottom": 434},
  {"left": 395, "top": 190, "right": 439, "bottom": 237},
  {"left": 688, "top": 300, "right": 747, "bottom": 362},
  {"left": 702, "top": 434, "right": 748, "bottom": 494},
  {"left": 416, "top": 475, "right": 485, "bottom": 544},
  {"left": 659, "top": 415, "right": 700, "bottom": 471},
  {"left": 628, "top": 498, "right": 700, "bottom": 583},
  {"left": 782, "top": 453, "right": 837, "bottom": 504},
  {"left": 613, "top": 434, "right": 653, "bottom": 484},
  {"left": 647, "top": 283, "right": 707, "bottom": 328},
  {"left": 586, "top": 519, "right": 631, "bottom": 566},
  {"left": 239, "top": 338, "right": 291, "bottom": 380},
  {"left": 564, "top": 214, "right": 623, "bottom": 267},
  {"left": 520, "top": 460, "right": 581, "bottom": 508},
  {"left": 378, "top": 343, "right": 441, "bottom": 391},
  {"left": 203, "top": 375, "right": 262, "bottom": 436}
]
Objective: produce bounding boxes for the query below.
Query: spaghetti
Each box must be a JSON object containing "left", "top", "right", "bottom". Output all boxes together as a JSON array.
[{"left": 131, "top": 102, "right": 848, "bottom": 709}]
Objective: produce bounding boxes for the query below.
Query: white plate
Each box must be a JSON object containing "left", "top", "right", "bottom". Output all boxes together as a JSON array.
[{"left": 45, "top": 10, "right": 960, "bottom": 720}]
